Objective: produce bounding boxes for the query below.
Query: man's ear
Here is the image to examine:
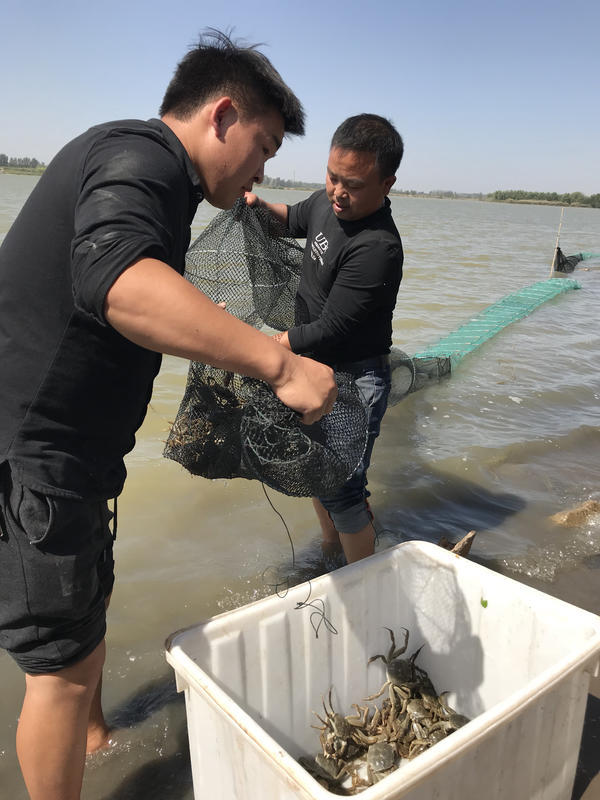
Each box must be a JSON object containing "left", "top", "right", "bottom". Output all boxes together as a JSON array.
[
  {"left": 210, "top": 96, "right": 237, "bottom": 141},
  {"left": 383, "top": 175, "right": 396, "bottom": 195}
]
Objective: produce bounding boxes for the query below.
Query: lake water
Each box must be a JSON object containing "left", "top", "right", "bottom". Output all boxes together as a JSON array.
[{"left": 1, "top": 173, "right": 599, "bottom": 798}]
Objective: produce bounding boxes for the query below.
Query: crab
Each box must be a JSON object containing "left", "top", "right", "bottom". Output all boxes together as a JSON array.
[
  {"left": 312, "top": 689, "right": 363, "bottom": 761},
  {"left": 315, "top": 753, "right": 349, "bottom": 782},
  {"left": 357, "top": 741, "right": 397, "bottom": 786},
  {"left": 437, "top": 692, "right": 471, "bottom": 730},
  {"left": 298, "top": 754, "right": 351, "bottom": 792},
  {"left": 346, "top": 703, "right": 387, "bottom": 747},
  {"left": 407, "top": 738, "right": 431, "bottom": 759},
  {"left": 365, "top": 627, "right": 426, "bottom": 711},
  {"left": 367, "top": 741, "right": 397, "bottom": 774}
]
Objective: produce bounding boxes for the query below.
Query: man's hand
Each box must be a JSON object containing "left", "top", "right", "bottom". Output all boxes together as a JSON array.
[
  {"left": 273, "top": 355, "right": 337, "bottom": 425},
  {"left": 244, "top": 191, "right": 261, "bottom": 207},
  {"left": 243, "top": 192, "right": 289, "bottom": 226},
  {"left": 104, "top": 257, "right": 334, "bottom": 425},
  {"left": 272, "top": 330, "right": 292, "bottom": 350}
]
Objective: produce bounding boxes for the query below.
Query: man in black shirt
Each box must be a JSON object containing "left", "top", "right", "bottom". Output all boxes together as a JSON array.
[
  {"left": 0, "top": 31, "right": 336, "bottom": 800},
  {"left": 246, "top": 114, "right": 403, "bottom": 565}
]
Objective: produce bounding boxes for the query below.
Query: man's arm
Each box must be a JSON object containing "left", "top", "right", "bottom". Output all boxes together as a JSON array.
[
  {"left": 287, "top": 239, "right": 402, "bottom": 355},
  {"left": 104, "top": 257, "right": 336, "bottom": 423}
]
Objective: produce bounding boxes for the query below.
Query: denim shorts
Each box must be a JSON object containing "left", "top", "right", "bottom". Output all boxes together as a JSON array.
[
  {"left": 318, "top": 356, "right": 391, "bottom": 534},
  {"left": 0, "top": 463, "right": 115, "bottom": 674}
]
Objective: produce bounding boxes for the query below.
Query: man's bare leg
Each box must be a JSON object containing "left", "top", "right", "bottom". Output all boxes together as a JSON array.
[
  {"left": 312, "top": 497, "right": 339, "bottom": 544},
  {"left": 312, "top": 498, "right": 375, "bottom": 563},
  {"left": 312, "top": 497, "right": 344, "bottom": 566},
  {"left": 17, "top": 640, "right": 106, "bottom": 800},
  {"left": 339, "top": 521, "right": 375, "bottom": 563},
  {"left": 86, "top": 673, "right": 111, "bottom": 753},
  {"left": 86, "top": 594, "right": 112, "bottom": 754}
]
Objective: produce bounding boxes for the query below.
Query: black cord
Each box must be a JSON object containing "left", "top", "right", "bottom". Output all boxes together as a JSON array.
[
  {"left": 261, "top": 482, "right": 295, "bottom": 568},
  {"left": 294, "top": 583, "right": 338, "bottom": 639},
  {"left": 260, "top": 482, "right": 337, "bottom": 639}
]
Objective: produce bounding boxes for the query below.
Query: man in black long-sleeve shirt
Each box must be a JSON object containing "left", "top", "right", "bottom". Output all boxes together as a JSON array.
[
  {"left": 0, "top": 32, "right": 337, "bottom": 800},
  {"left": 246, "top": 114, "right": 404, "bottom": 564}
]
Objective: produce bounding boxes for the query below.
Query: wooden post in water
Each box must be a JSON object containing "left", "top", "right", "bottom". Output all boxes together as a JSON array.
[{"left": 550, "top": 207, "right": 565, "bottom": 276}]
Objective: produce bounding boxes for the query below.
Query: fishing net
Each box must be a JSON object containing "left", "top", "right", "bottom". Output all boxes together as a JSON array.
[
  {"left": 183, "top": 197, "right": 304, "bottom": 330},
  {"left": 552, "top": 247, "right": 600, "bottom": 273},
  {"left": 164, "top": 365, "right": 367, "bottom": 496},
  {"left": 409, "top": 278, "right": 580, "bottom": 380},
  {"left": 164, "top": 200, "right": 583, "bottom": 489},
  {"left": 164, "top": 200, "right": 368, "bottom": 497}
]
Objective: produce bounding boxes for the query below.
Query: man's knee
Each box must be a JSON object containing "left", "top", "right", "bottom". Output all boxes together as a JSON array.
[
  {"left": 25, "top": 640, "right": 106, "bottom": 700},
  {"left": 326, "top": 500, "right": 372, "bottom": 535}
]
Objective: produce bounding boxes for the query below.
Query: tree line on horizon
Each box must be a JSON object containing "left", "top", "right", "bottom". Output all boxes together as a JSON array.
[
  {"left": 0, "top": 154, "right": 46, "bottom": 169},
  {"left": 263, "top": 176, "right": 487, "bottom": 199},
  {"left": 261, "top": 175, "right": 325, "bottom": 191},
  {"left": 263, "top": 176, "right": 598, "bottom": 207},
  {"left": 2, "top": 160, "right": 597, "bottom": 208},
  {"left": 490, "top": 189, "right": 599, "bottom": 208}
]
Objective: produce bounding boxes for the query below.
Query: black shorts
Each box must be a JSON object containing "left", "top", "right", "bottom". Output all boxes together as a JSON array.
[{"left": 0, "top": 464, "right": 115, "bottom": 674}]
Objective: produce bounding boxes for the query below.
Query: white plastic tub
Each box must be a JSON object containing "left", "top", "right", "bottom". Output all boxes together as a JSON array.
[{"left": 165, "top": 541, "right": 600, "bottom": 800}]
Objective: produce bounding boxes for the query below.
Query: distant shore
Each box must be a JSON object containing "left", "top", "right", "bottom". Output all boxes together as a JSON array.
[
  {"left": 0, "top": 166, "right": 45, "bottom": 175},
  {"left": 261, "top": 178, "right": 599, "bottom": 208},
  {"left": 391, "top": 194, "right": 598, "bottom": 208},
  {"left": 2, "top": 167, "right": 597, "bottom": 208}
]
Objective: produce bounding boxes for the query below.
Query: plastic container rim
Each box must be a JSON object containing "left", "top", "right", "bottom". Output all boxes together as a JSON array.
[{"left": 165, "top": 540, "right": 600, "bottom": 799}]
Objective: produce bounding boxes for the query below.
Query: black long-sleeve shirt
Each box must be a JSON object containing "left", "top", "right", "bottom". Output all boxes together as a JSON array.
[
  {"left": 286, "top": 190, "right": 403, "bottom": 365},
  {"left": 0, "top": 119, "right": 203, "bottom": 499}
]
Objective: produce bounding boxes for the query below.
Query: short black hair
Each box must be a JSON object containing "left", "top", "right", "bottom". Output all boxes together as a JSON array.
[
  {"left": 159, "top": 29, "right": 305, "bottom": 136},
  {"left": 330, "top": 114, "right": 403, "bottom": 178}
]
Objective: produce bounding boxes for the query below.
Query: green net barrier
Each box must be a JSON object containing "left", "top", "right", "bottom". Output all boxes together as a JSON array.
[
  {"left": 388, "top": 278, "right": 580, "bottom": 403},
  {"left": 413, "top": 278, "right": 580, "bottom": 367}
]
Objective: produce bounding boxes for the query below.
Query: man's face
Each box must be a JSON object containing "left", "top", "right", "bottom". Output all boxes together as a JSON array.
[
  {"left": 325, "top": 147, "right": 395, "bottom": 222},
  {"left": 205, "top": 105, "right": 284, "bottom": 210}
]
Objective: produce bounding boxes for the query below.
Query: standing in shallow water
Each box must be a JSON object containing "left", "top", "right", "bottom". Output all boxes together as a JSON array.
[
  {"left": 0, "top": 29, "right": 336, "bottom": 800},
  {"left": 246, "top": 113, "right": 404, "bottom": 564}
]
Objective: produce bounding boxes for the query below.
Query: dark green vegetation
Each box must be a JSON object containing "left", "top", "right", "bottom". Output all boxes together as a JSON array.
[
  {"left": 262, "top": 175, "right": 325, "bottom": 191},
  {"left": 0, "top": 154, "right": 46, "bottom": 175},
  {"left": 490, "top": 190, "right": 599, "bottom": 208},
  {"left": 263, "top": 177, "right": 598, "bottom": 207}
]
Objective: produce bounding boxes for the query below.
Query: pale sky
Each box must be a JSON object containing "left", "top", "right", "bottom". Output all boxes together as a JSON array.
[{"left": 2, "top": 0, "right": 598, "bottom": 194}]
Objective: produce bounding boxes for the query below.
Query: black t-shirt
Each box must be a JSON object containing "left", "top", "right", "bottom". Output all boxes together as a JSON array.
[
  {"left": 0, "top": 119, "right": 203, "bottom": 500},
  {"left": 286, "top": 190, "right": 403, "bottom": 365}
]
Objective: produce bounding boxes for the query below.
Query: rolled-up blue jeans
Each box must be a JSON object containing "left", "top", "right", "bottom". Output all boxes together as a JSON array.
[{"left": 317, "top": 355, "right": 391, "bottom": 534}]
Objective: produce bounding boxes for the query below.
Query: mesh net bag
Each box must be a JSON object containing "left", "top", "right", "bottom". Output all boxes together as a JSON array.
[
  {"left": 164, "top": 366, "right": 366, "bottom": 496},
  {"left": 164, "top": 200, "right": 368, "bottom": 497},
  {"left": 553, "top": 246, "right": 580, "bottom": 273},
  {"left": 552, "top": 247, "right": 600, "bottom": 273},
  {"left": 184, "top": 198, "right": 304, "bottom": 330}
]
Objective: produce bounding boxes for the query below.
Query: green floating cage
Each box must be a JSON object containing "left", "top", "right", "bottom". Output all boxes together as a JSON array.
[{"left": 389, "top": 277, "right": 581, "bottom": 402}]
